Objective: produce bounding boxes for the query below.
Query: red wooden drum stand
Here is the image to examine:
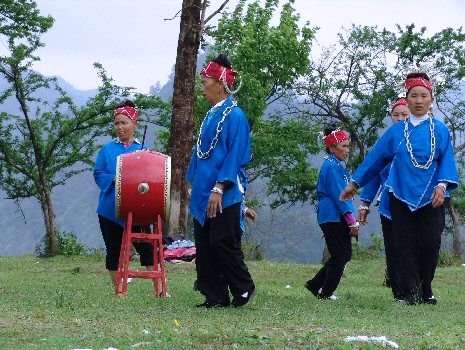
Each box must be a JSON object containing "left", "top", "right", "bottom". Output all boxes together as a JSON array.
[
  {"left": 114, "top": 150, "right": 171, "bottom": 297},
  {"left": 116, "top": 213, "right": 167, "bottom": 297}
]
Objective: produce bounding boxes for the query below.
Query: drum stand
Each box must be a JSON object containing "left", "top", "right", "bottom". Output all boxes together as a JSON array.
[{"left": 116, "top": 213, "right": 167, "bottom": 297}]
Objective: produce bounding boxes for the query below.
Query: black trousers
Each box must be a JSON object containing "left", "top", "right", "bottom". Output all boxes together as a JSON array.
[
  {"left": 194, "top": 203, "right": 255, "bottom": 303},
  {"left": 98, "top": 215, "right": 154, "bottom": 270},
  {"left": 309, "top": 221, "right": 352, "bottom": 297},
  {"left": 380, "top": 215, "right": 402, "bottom": 299},
  {"left": 389, "top": 194, "right": 444, "bottom": 302}
]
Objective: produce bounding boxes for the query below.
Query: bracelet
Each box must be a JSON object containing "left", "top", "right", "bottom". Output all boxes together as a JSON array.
[
  {"left": 349, "top": 222, "right": 360, "bottom": 228},
  {"left": 349, "top": 181, "right": 359, "bottom": 192},
  {"left": 435, "top": 184, "right": 446, "bottom": 194},
  {"left": 211, "top": 186, "right": 224, "bottom": 195},
  {"left": 358, "top": 205, "right": 370, "bottom": 213}
]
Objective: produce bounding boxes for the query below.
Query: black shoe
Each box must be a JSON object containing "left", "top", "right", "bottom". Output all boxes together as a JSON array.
[
  {"left": 195, "top": 299, "right": 230, "bottom": 308},
  {"left": 304, "top": 280, "right": 319, "bottom": 297},
  {"left": 232, "top": 286, "right": 255, "bottom": 308},
  {"left": 423, "top": 295, "right": 438, "bottom": 305}
]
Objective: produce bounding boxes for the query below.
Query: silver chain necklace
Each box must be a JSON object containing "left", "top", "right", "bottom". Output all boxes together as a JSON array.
[
  {"left": 403, "top": 117, "right": 436, "bottom": 170},
  {"left": 196, "top": 100, "right": 238, "bottom": 159}
]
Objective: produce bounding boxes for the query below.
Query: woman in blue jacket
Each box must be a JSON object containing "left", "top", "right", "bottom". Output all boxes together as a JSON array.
[
  {"left": 305, "top": 127, "right": 359, "bottom": 300},
  {"left": 341, "top": 73, "right": 458, "bottom": 304}
]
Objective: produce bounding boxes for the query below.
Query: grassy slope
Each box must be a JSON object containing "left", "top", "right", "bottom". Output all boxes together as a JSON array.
[{"left": 0, "top": 255, "right": 464, "bottom": 350}]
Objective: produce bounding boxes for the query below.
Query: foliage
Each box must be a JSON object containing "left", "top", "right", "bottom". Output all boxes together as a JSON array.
[
  {"left": 0, "top": 1, "right": 165, "bottom": 254},
  {"left": 351, "top": 233, "right": 383, "bottom": 260},
  {"left": 300, "top": 24, "right": 465, "bottom": 170},
  {"left": 1, "top": 255, "right": 465, "bottom": 349},
  {"left": 242, "top": 240, "right": 265, "bottom": 261},
  {"left": 202, "top": 0, "right": 320, "bottom": 207},
  {"left": 437, "top": 248, "right": 462, "bottom": 267},
  {"left": 34, "top": 231, "right": 88, "bottom": 257}
]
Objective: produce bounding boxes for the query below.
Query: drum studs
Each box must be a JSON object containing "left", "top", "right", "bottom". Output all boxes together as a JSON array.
[{"left": 138, "top": 182, "right": 150, "bottom": 194}]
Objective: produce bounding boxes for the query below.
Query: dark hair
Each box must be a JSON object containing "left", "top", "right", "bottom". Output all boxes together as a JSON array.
[
  {"left": 212, "top": 54, "right": 232, "bottom": 69},
  {"left": 324, "top": 125, "right": 338, "bottom": 154},
  {"left": 116, "top": 99, "right": 135, "bottom": 109},
  {"left": 406, "top": 72, "right": 430, "bottom": 81}
]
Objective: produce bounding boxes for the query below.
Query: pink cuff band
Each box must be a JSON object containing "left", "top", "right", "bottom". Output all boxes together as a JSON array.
[{"left": 344, "top": 212, "right": 357, "bottom": 226}]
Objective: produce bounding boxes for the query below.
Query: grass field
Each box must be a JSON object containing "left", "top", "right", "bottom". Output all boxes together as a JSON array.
[{"left": 0, "top": 255, "right": 464, "bottom": 349}]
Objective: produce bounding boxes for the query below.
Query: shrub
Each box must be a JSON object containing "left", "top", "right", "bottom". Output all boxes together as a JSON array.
[
  {"left": 438, "top": 248, "right": 461, "bottom": 267},
  {"left": 35, "top": 231, "right": 88, "bottom": 257},
  {"left": 242, "top": 240, "right": 265, "bottom": 261},
  {"left": 351, "top": 233, "right": 383, "bottom": 260}
]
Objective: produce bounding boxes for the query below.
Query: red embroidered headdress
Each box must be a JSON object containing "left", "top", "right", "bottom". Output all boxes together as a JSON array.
[
  {"left": 405, "top": 77, "right": 433, "bottom": 92},
  {"left": 114, "top": 105, "right": 139, "bottom": 124},
  {"left": 391, "top": 98, "right": 407, "bottom": 112},
  {"left": 200, "top": 61, "right": 238, "bottom": 88},
  {"left": 323, "top": 129, "right": 349, "bottom": 147}
]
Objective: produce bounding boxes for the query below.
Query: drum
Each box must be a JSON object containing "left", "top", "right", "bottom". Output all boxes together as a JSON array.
[{"left": 115, "top": 150, "right": 171, "bottom": 225}]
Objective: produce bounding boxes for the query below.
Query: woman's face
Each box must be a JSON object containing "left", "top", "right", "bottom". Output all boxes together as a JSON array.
[
  {"left": 406, "top": 86, "right": 433, "bottom": 117},
  {"left": 201, "top": 75, "right": 223, "bottom": 104},
  {"left": 391, "top": 104, "right": 410, "bottom": 123},
  {"left": 330, "top": 139, "right": 350, "bottom": 162},
  {"left": 114, "top": 114, "right": 135, "bottom": 142}
]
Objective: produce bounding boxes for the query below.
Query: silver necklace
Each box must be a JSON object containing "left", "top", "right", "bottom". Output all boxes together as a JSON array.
[
  {"left": 403, "top": 117, "right": 436, "bottom": 170},
  {"left": 196, "top": 100, "right": 238, "bottom": 159}
]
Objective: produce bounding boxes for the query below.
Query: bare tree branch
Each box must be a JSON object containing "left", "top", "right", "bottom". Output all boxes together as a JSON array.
[
  {"left": 204, "top": 0, "right": 229, "bottom": 25},
  {"left": 164, "top": 9, "right": 181, "bottom": 21}
]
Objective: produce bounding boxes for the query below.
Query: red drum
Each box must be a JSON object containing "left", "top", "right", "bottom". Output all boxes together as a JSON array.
[{"left": 115, "top": 150, "right": 171, "bottom": 225}]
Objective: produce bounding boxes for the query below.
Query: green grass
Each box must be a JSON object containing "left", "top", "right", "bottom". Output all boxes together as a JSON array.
[{"left": 0, "top": 255, "right": 464, "bottom": 350}]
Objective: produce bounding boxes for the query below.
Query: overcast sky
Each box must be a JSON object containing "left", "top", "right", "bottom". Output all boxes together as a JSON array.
[{"left": 28, "top": 0, "right": 465, "bottom": 93}]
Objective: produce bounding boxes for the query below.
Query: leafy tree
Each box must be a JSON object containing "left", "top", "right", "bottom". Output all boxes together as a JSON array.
[
  {"left": 203, "top": 0, "right": 320, "bottom": 207},
  {"left": 299, "top": 24, "right": 465, "bottom": 258},
  {"left": 0, "top": 1, "right": 154, "bottom": 254}
]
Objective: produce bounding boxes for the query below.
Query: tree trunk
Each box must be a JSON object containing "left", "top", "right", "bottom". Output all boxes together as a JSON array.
[
  {"left": 446, "top": 200, "right": 462, "bottom": 260},
  {"left": 39, "top": 185, "right": 59, "bottom": 254},
  {"left": 167, "top": 0, "right": 202, "bottom": 236}
]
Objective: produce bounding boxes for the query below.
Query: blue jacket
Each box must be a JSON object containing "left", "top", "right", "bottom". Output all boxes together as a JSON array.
[
  {"left": 93, "top": 138, "right": 145, "bottom": 226},
  {"left": 186, "top": 97, "right": 251, "bottom": 226},
  {"left": 353, "top": 118, "right": 458, "bottom": 211},
  {"left": 360, "top": 163, "right": 392, "bottom": 218},
  {"left": 316, "top": 154, "right": 355, "bottom": 224}
]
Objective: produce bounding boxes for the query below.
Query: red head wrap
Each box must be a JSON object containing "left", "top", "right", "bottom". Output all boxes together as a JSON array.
[
  {"left": 405, "top": 77, "right": 433, "bottom": 92},
  {"left": 323, "top": 129, "right": 350, "bottom": 147},
  {"left": 114, "top": 105, "right": 138, "bottom": 124},
  {"left": 200, "top": 61, "right": 237, "bottom": 88},
  {"left": 391, "top": 98, "right": 407, "bottom": 112}
]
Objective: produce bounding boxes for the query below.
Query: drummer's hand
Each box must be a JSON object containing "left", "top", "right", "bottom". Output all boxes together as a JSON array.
[
  {"left": 340, "top": 184, "right": 356, "bottom": 201},
  {"left": 430, "top": 186, "right": 445, "bottom": 208}
]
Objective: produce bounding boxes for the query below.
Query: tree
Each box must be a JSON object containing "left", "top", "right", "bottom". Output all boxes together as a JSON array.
[
  {"left": 0, "top": 1, "right": 150, "bottom": 254},
  {"left": 204, "top": 0, "right": 319, "bottom": 207},
  {"left": 167, "top": 0, "right": 202, "bottom": 236},
  {"left": 298, "top": 24, "right": 465, "bottom": 258},
  {"left": 167, "top": 0, "right": 230, "bottom": 235}
]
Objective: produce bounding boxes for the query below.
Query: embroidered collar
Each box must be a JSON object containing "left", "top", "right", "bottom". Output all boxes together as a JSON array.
[
  {"left": 115, "top": 137, "right": 141, "bottom": 145},
  {"left": 324, "top": 154, "right": 349, "bottom": 183}
]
